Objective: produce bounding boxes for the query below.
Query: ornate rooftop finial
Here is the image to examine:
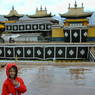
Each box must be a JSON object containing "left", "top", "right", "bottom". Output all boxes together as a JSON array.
[
  {"left": 45, "top": 6, "right": 47, "bottom": 11},
  {"left": 74, "top": 0, "right": 77, "bottom": 8},
  {"left": 69, "top": 3, "right": 70, "bottom": 8},
  {"left": 82, "top": 3, "right": 84, "bottom": 8},
  {"left": 36, "top": 7, "right": 38, "bottom": 12},
  {"left": 40, "top": 5, "right": 42, "bottom": 10},
  {"left": 12, "top": 6, "right": 14, "bottom": 10}
]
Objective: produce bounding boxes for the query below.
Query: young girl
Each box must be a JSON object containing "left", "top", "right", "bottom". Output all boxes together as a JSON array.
[{"left": 1, "top": 63, "right": 27, "bottom": 95}]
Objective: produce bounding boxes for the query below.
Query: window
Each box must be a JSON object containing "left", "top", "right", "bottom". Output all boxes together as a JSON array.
[
  {"left": 6, "top": 25, "right": 12, "bottom": 30},
  {"left": 70, "top": 23, "right": 83, "bottom": 27}
]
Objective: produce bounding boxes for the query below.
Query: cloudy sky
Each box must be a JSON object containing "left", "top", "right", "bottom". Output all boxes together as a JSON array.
[{"left": 0, "top": 0, "right": 95, "bottom": 15}]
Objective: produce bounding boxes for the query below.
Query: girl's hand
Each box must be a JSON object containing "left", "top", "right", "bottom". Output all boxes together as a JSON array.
[{"left": 12, "top": 80, "right": 19, "bottom": 86}]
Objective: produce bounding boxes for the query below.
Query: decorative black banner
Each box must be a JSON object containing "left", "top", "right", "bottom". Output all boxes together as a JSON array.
[
  {"left": 6, "top": 25, "right": 12, "bottom": 30},
  {"left": 13, "top": 25, "right": 18, "bottom": 31},
  {"left": 32, "top": 24, "right": 38, "bottom": 30},
  {"left": 19, "top": 25, "right": 25, "bottom": 30},
  {"left": 67, "top": 47, "right": 76, "bottom": 58},
  {"left": 0, "top": 47, "right": 4, "bottom": 57},
  {"left": 64, "top": 30, "right": 70, "bottom": 42},
  {"left": 56, "top": 47, "right": 65, "bottom": 59},
  {"left": 39, "top": 24, "right": 45, "bottom": 30},
  {"left": 24, "top": 47, "right": 33, "bottom": 58},
  {"left": 5, "top": 47, "right": 14, "bottom": 57},
  {"left": 0, "top": 46, "right": 90, "bottom": 60},
  {"left": 34, "top": 47, "right": 44, "bottom": 59},
  {"left": 72, "top": 30, "right": 80, "bottom": 42},
  {"left": 45, "top": 47, "right": 54, "bottom": 59},
  {"left": 26, "top": 24, "right": 31, "bottom": 30},
  {"left": 78, "top": 47, "right": 88, "bottom": 58},
  {"left": 15, "top": 47, "right": 23, "bottom": 57},
  {"left": 81, "top": 29, "right": 87, "bottom": 42},
  {"left": 46, "top": 24, "right": 51, "bottom": 30}
]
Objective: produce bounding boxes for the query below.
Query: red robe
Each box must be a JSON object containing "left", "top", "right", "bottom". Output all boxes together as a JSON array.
[{"left": 1, "top": 63, "right": 27, "bottom": 95}]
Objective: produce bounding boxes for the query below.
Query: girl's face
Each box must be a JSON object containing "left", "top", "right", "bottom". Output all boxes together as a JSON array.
[{"left": 9, "top": 68, "right": 16, "bottom": 79}]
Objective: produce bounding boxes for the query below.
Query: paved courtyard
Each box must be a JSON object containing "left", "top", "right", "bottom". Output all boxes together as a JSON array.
[{"left": 0, "top": 65, "right": 95, "bottom": 95}]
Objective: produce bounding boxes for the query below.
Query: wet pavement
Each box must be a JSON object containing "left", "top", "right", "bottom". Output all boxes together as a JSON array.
[{"left": 1, "top": 65, "right": 95, "bottom": 95}]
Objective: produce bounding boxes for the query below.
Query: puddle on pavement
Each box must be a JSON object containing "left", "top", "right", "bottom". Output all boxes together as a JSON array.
[{"left": 0, "top": 65, "right": 95, "bottom": 95}]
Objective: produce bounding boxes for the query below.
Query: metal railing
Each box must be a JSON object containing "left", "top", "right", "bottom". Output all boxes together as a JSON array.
[{"left": 89, "top": 48, "right": 95, "bottom": 62}]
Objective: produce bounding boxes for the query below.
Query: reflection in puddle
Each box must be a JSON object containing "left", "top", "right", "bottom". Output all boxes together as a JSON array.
[{"left": 69, "top": 68, "right": 90, "bottom": 80}]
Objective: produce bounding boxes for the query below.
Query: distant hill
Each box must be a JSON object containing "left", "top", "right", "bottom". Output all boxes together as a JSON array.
[
  {"left": 89, "top": 12, "right": 95, "bottom": 25},
  {"left": 0, "top": 15, "right": 7, "bottom": 21}
]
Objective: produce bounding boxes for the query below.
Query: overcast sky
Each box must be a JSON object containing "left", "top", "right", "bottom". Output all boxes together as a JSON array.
[{"left": 0, "top": 0, "right": 95, "bottom": 15}]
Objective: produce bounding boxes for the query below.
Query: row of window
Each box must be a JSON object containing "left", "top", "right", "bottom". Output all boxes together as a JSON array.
[
  {"left": 6, "top": 24, "right": 51, "bottom": 31},
  {"left": 70, "top": 23, "right": 83, "bottom": 27}
]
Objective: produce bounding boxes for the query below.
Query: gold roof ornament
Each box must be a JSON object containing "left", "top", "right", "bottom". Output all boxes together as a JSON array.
[
  {"left": 5, "top": 6, "right": 23, "bottom": 17},
  {"left": 82, "top": 3, "right": 83, "bottom": 8},
  {"left": 69, "top": 3, "right": 70, "bottom": 9},
  {"left": 28, "top": 6, "right": 52, "bottom": 18},
  {"left": 74, "top": 0, "right": 77, "bottom": 8},
  {"left": 60, "top": 1, "right": 93, "bottom": 18},
  {"left": 36, "top": 7, "right": 38, "bottom": 12},
  {"left": 40, "top": 5, "right": 42, "bottom": 10},
  {"left": 45, "top": 6, "right": 47, "bottom": 11}
]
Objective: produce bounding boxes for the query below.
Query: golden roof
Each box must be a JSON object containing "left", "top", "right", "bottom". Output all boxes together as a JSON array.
[
  {"left": 64, "top": 19, "right": 88, "bottom": 22},
  {"left": 29, "top": 6, "right": 52, "bottom": 18},
  {"left": 0, "top": 24, "right": 5, "bottom": 28},
  {"left": 60, "top": 2, "right": 93, "bottom": 18},
  {"left": 5, "top": 6, "right": 23, "bottom": 17},
  {"left": 1, "top": 20, "right": 16, "bottom": 23}
]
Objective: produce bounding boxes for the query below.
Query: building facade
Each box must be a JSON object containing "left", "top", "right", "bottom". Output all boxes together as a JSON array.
[
  {"left": 2, "top": 6, "right": 58, "bottom": 42},
  {"left": 0, "top": 3, "right": 95, "bottom": 61}
]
